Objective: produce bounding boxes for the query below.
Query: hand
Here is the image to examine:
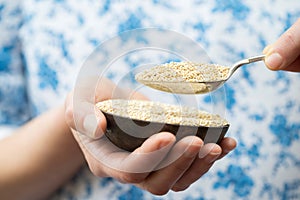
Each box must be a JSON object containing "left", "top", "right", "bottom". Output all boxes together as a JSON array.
[
  {"left": 263, "top": 18, "right": 300, "bottom": 72},
  {"left": 65, "top": 77, "right": 236, "bottom": 195}
]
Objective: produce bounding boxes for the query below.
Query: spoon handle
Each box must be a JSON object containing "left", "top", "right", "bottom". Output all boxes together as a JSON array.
[
  {"left": 248, "top": 55, "right": 266, "bottom": 63},
  {"left": 229, "top": 55, "right": 266, "bottom": 78}
]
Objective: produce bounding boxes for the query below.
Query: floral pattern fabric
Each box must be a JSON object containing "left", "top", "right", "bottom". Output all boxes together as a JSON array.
[{"left": 1, "top": 0, "right": 300, "bottom": 199}]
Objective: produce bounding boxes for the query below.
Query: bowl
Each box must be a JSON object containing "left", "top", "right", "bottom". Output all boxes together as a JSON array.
[{"left": 97, "top": 99, "right": 229, "bottom": 152}]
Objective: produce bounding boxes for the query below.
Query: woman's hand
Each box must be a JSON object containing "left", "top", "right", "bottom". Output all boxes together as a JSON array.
[
  {"left": 64, "top": 77, "right": 236, "bottom": 195},
  {"left": 264, "top": 18, "right": 300, "bottom": 72}
]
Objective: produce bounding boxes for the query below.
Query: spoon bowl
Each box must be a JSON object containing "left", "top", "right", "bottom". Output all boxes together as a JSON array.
[
  {"left": 137, "top": 80, "right": 226, "bottom": 94},
  {"left": 136, "top": 55, "right": 265, "bottom": 94}
]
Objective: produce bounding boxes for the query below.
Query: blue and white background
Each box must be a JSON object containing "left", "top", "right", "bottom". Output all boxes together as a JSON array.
[{"left": 1, "top": 0, "right": 300, "bottom": 199}]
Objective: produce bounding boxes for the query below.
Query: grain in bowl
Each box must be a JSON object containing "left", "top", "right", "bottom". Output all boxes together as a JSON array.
[{"left": 97, "top": 99, "right": 229, "bottom": 151}]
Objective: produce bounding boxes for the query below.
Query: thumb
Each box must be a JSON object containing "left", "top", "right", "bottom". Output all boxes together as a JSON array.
[
  {"left": 82, "top": 104, "right": 107, "bottom": 139},
  {"left": 66, "top": 98, "right": 107, "bottom": 139},
  {"left": 263, "top": 18, "right": 300, "bottom": 71}
]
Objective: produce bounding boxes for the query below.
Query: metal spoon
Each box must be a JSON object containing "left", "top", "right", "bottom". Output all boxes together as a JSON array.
[{"left": 136, "top": 55, "right": 265, "bottom": 94}]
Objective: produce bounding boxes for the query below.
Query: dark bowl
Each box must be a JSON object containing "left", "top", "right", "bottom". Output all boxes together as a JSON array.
[{"left": 102, "top": 111, "right": 230, "bottom": 152}]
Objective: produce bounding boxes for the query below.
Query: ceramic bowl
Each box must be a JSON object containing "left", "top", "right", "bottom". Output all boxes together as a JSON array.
[{"left": 101, "top": 110, "right": 229, "bottom": 152}]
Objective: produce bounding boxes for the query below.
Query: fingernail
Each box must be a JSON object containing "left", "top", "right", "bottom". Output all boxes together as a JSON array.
[
  {"left": 265, "top": 52, "right": 283, "bottom": 70},
  {"left": 198, "top": 145, "right": 210, "bottom": 158},
  {"left": 198, "top": 143, "right": 220, "bottom": 158},
  {"left": 180, "top": 137, "right": 201, "bottom": 158},
  {"left": 83, "top": 114, "right": 99, "bottom": 138},
  {"left": 65, "top": 105, "right": 73, "bottom": 121},
  {"left": 158, "top": 134, "right": 173, "bottom": 149},
  {"left": 209, "top": 150, "right": 221, "bottom": 157}
]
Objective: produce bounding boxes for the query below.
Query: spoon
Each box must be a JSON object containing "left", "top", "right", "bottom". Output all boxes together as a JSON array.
[{"left": 136, "top": 55, "right": 266, "bottom": 94}]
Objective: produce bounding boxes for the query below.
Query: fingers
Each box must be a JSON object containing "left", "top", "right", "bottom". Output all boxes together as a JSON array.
[
  {"left": 278, "top": 55, "right": 300, "bottom": 72},
  {"left": 171, "top": 138, "right": 236, "bottom": 192},
  {"left": 134, "top": 132, "right": 176, "bottom": 154},
  {"left": 79, "top": 133, "right": 235, "bottom": 195},
  {"left": 65, "top": 76, "right": 110, "bottom": 139},
  {"left": 81, "top": 132, "right": 176, "bottom": 183},
  {"left": 171, "top": 143, "right": 222, "bottom": 192},
  {"left": 118, "top": 132, "right": 176, "bottom": 174},
  {"left": 107, "top": 132, "right": 176, "bottom": 183},
  {"left": 138, "top": 136, "right": 203, "bottom": 195},
  {"left": 65, "top": 77, "right": 149, "bottom": 139},
  {"left": 263, "top": 18, "right": 300, "bottom": 71},
  {"left": 216, "top": 137, "right": 237, "bottom": 160},
  {"left": 65, "top": 95, "right": 106, "bottom": 139}
]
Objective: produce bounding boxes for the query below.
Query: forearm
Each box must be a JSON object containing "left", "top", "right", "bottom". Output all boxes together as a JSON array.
[{"left": 0, "top": 105, "right": 85, "bottom": 200}]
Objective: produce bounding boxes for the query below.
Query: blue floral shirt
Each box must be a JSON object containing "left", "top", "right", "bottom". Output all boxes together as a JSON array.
[{"left": 1, "top": 0, "right": 300, "bottom": 199}]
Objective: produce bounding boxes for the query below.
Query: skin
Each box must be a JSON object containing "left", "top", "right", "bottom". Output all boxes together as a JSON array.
[
  {"left": 65, "top": 77, "right": 237, "bottom": 195},
  {"left": 264, "top": 18, "right": 300, "bottom": 72},
  {"left": 0, "top": 106, "right": 85, "bottom": 200}
]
